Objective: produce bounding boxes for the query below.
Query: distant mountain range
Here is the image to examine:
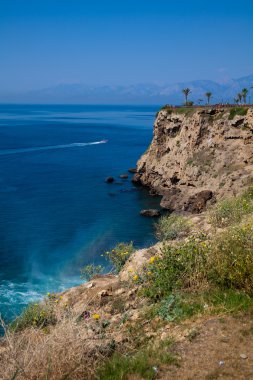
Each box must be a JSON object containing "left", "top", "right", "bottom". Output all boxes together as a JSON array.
[{"left": 1, "top": 74, "right": 253, "bottom": 105}]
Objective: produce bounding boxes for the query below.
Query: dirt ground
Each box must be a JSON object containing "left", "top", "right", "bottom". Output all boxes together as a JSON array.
[{"left": 160, "top": 314, "right": 253, "bottom": 380}]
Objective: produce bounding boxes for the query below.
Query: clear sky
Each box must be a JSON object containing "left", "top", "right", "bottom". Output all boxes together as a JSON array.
[{"left": 1, "top": 0, "right": 253, "bottom": 92}]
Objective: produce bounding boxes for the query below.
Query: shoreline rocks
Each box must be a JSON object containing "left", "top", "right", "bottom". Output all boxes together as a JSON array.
[
  {"left": 140, "top": 209, "right": 161, "bottom": 217},
  {"left": 119, "top": 173, "right": 128, "bottom": 179}
]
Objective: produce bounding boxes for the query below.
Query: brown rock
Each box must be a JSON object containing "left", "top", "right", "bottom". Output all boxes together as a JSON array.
[
  {"left": 119, "top": 173, "right": 128, "bottom": 179},
  {"left": 131, "top": 173, "right": 142, "bottom": 185},
  {"left": 134, "top": 108, "right": 253, "bottom": 211},
  {"left": 140, "top": 209, "right": 161, "bottom": 217}
]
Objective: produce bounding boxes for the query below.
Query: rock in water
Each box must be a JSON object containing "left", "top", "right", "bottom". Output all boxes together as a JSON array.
[
  {"left": 131, "top": 173, "right": 142, "bottom": 185},
  {"left": 128, "top": 168, "right": 137, "bottom": 173},
  {"left": 140, "top": 209, "right": 161, "bottom": 217},
  {"left": 105, "top": 176, "right": 114, "bottom": 183},
  {"left": 119, "top": 174, "right": 128, "bottom": 179}
]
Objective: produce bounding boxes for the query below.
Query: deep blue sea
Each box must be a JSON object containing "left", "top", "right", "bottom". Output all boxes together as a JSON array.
[{"left": 0, "top": 104, "right": 160, "bottom": 322}]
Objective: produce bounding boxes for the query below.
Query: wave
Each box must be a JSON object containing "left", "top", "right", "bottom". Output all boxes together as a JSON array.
[{"left": 0, "top": 140, "right": 107, "bottom": 156}]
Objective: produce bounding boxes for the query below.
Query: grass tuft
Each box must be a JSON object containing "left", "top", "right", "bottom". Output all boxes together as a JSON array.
[
  {"left": 229, "top": 107, "right": 248, "bottom": 120},
  {"left": 155, "top": 214, "right": 191, "bottom": 241}
]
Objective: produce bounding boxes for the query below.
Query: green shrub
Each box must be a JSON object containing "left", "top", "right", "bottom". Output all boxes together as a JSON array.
[
  {"left": 209, "top": 194, "right": 253, "bottom": 227},
  {"left": 155, "top": 214, "right": 191, "bottom": 241},
  {"left": 80, "top": 264, "right": 104, "bottom": 281},
  {"left": 143, "top": 237, "right": 208, "bottom": 300},
  {"left": 157, "top": 294, "right": 203, "bottom": 322},
  {"left": 208, "top": 223, "right": 253, "bottom": 291},
  {"left": 96, "top": 342, "right": 176, "bottom": 380},
  {"left": 174, "top": 107, "right": 195, "bottom": 116},
  {"left": 229, "top": 107, "right": 248, "bottom": 120},
  {"left": 10, "top": 301, "right": 57, "bottom": 332},
  {"left": 204, "top": 289, "right": 253, "bottom": 314},
  {"left": 104, "top": 242, "right": 135, "bottom": 273}
]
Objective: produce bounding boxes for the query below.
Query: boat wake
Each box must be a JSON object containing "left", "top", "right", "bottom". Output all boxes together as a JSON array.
[{"left": 0, "top": 140, "right": 107, "bottom": 156}]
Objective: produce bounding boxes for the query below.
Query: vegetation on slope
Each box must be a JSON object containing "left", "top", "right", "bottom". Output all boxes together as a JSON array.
[{"left": 2, "top": 187, "right": 253, "bottom": 379}]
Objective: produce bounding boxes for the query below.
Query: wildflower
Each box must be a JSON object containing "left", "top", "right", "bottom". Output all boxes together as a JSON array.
[
  {"left": 128, "top": 268, "right": 133, "bottom": 273},
  {"left": 149, "top": 256, "right": 157, "bottom": 264},
  {"left": 147, "top": 271, "right": 152, "bottom": 276},
  {"left": 92, "top": 313, "right": 101, "bottom": 320},
  {"left": 133, "top": 275, "right": 139, "bottom": 281},
  {"left": 47, "top": 292, "right": 51, "bottom": 297}
]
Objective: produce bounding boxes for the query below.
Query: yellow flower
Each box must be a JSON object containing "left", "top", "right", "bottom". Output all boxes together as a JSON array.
[
  {"left": 133, "top": 275, "right": 139, "bottom": 281},
  {"left": 147, "top": 271, "right": 152, "bottom": 276},
  {"left": 128, "top": 268, "right": 133, "bottom": 273},
  {"left": 149, "top": 256, "right": 156, "bottom": 264},
  {"left": 92, "top": 313, "right": 101, "bottom": 320}
]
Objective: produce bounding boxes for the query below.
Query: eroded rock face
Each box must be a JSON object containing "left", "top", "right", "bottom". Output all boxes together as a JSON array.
[{"left": 136, "top": 108, "right": 253, "bottom": 212}]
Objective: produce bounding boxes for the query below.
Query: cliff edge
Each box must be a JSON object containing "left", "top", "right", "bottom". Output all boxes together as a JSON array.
[{"left": 134, "top": 107, "right": 253, "bottom": 212}]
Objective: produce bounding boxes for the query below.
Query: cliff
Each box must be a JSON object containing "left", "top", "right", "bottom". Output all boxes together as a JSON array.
[
  {"left": 134, "top": 107, "right": 253, "bottom": 212},
  {"left": 2, "top": 107, "right": 253, "bottom": 380}
]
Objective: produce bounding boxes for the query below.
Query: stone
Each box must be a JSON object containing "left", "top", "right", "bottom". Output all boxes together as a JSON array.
[
  {"left": 131, "top": 173, "right": 142, "bottom": 185},
  {"left": 140, "top": 209, "right": 161, "bottom": 217},
  {"left": 86, "top": 282, "right": 95, "bottom": 289},
  {"left": 240, "top": 354, "right": 248, "bottom": 359},
  {"left": 114, "top": 288, "right": 126, "bottom": 296},
  {"left": 119, "top": 174, "right": 128, "bottom": 179},
  {"left": 98, "top": 290, "right": 110, "bottom": 297},
  {"left": 105, "top": 176, "right": 114, "bottom": 183},
  {"left": 184, "top": 190, "right": 213, "bottom": 213},
  {"left": 128, "top": 168, "right": 137, "bottom": 173}
]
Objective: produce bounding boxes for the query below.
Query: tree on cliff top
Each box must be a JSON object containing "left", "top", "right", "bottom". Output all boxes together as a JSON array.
[
  {"left": 205, "top": 91, "right": 212, "bottom": 105},
  {"left": 182, "top": 88, "right": 191, "bottom": 105},
  {"left": 242, "top": 88, "right": 248, "bottom": 104}
]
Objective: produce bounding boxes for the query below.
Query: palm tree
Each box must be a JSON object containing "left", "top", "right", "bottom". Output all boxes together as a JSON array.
[
  {"left": 182, "top": 88, "right": 191, "bottom": 105},
  {"left": 205, "top": 91, "right": 212, "bottom": 105},
  {"left": 241, "top": 88, "right": 248, "bottom": 104},
  {"left": 237, "top": 93, "right": 242, "bottom": 104}
]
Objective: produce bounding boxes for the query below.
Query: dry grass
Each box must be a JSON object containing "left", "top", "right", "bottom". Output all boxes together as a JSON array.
[{"left": 0, "top": 316, "right": 108, "bottom": 380}]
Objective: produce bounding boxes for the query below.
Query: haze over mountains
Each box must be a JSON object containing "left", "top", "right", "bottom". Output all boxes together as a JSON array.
[{"left": 1, "top": 74, "right": 253, "bottom": 105}]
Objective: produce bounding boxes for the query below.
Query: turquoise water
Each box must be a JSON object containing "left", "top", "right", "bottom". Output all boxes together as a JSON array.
[{"left": 0, "top": 104, "right": 160, "bottom": 321}]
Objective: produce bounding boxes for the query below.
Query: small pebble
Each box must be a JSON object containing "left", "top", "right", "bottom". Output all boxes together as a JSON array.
[
  {"left": 240, "top": 354, "right": 248, "bottom": 360},
  {"left": 218, "top": 361, "right": 225, "bottom": 366}
]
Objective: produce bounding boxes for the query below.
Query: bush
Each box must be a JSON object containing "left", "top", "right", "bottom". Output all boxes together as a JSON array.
[
  {"left": 80, "top": 264, "right": 104, "bottom": 281},
  {"left": 157, "top": 294, "right": 203, "bottom": 322},
  {"left": 142, "top": 236, "right": 208, "bottom": 300},
  {"left": 10, "top": 301, "right": 57, "bottom": 332},
  {"left": 208, "top": 223, "right": 253, "bottom": 291},
  {"left": 229, "top": 107, "right": 248, "bottom": 120},
  {"left": 209, "top": 193, "right": 253, "bottom": 227},
  {"left": 104, "top": 242, "right": 135, "bottom": 273},
  {"left": 155, "top": 214, "right": 191, "bottom": 241}
]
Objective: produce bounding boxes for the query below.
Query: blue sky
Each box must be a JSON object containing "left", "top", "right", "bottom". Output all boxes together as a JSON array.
[{"left": 0, "top": 0, "right": 253, "bottom": 92}]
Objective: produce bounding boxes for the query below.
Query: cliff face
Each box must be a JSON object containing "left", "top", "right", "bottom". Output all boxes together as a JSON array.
[{"left": 135, "top": 107, "right": 253, "bottom": 212}]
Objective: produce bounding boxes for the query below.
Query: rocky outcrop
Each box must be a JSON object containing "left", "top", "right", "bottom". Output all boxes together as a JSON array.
[
  {"left": 140, "top": 209, "right": 161, "bottom": 217},
  {"left": 136, "top": 107, "right": 253, "bottom": 212}
]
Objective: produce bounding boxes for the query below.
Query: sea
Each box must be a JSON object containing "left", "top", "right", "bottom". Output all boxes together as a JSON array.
[{"left": 0, "top": 104, "right": 161, "bottom": 322}]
